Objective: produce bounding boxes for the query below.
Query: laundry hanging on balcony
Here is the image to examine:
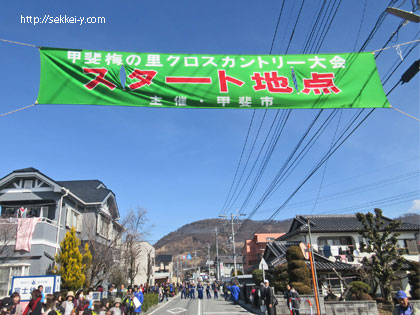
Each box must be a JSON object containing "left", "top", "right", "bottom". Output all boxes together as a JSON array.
[{"left": 15, "top": 217, "right": 41, "bottom": 252}]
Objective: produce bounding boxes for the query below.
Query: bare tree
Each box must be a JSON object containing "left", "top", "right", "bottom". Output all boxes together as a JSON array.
[
  {"left": 0, "top": 216, "right": 17, "bottom": 258},
  {"left": 83, "top": 216, "right": 124, "bottom": 288},
  {"left": 81, "top": 207, "right": 152, "bottom": 287},
  {"left": 122, "top": 207, "right": 152, "bottom": 285}
]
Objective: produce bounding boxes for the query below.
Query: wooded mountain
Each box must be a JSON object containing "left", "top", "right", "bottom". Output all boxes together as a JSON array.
[{"left": 154, "top": 218, "right": 292, "bottom": 266}]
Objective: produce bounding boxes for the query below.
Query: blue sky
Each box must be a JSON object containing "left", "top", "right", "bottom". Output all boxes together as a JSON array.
[{"left": 0, "top": 0, "right": 419, "bottom": 243}]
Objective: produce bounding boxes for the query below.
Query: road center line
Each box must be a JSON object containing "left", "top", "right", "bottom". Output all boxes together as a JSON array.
[
  {"left": 147, "top": 296, "right": 179, "bottom": 315},
  {"left": 198, "top": 298, "right": 201, "bottom": 315}
]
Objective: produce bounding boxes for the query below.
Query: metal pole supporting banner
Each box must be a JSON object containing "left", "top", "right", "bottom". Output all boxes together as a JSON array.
[{"left": 308, "top": 243, "right": 321, "bottom": 315}]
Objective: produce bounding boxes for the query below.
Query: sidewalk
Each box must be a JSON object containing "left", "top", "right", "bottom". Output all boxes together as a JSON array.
[{"left": 237, "top": 299, "right": 266, "bottom": 315}]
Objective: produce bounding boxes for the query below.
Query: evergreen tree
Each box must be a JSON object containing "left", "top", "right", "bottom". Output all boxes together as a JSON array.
[
  {"left": 408, "top": 261, "right": 420, "bottom": 299},
  {"left": 356, "top": 208, "right": 404, "bottom": 304},
  {"left": 54, "top": 227, "right": 89, "bottom": 290},
  {"left": 82, "top": 242, "right": 92, "bottom": 289},
  {"left": 286, "top": 246, "right": 311, "bottom": 294}
]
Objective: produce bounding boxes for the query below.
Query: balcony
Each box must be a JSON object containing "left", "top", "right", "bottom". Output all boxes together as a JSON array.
[{"left": 0, "top": 217, "right": 62, "bottom": 249}]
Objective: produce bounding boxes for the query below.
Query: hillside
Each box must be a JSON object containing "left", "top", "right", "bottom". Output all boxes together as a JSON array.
[{"left": 154, "top": 218, "right": 292, "bottom": 266}]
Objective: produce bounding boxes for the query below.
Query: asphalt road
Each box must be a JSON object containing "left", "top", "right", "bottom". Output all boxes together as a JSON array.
[{"left": 147, "top": 295, "right": 256, "bottom": 315}]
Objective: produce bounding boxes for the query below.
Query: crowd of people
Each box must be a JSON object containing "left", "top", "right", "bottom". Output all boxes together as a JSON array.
[{"left": 0, "top": 283, "right": 149, "bottom": 315}]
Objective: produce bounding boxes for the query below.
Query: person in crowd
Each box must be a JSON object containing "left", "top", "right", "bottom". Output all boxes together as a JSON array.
[
  {"left": 9, "top": 292, "right": 23, "bottom": 315},
  {"left": 250, "top": 286, "right": 256, "bottom": 307},
  {"left": 132, "top": 287, "right": 143, "bottom": 315},
  {"left": 61, "top": 292, "right": 75, "bottom": 315},
  {"left": 223, "top": 282, "right": 229, "bottom": 301},
  {"left": 283, "top": 284, "right": 291, "bottom": 310},
  {"left": 43, "top": 294, "right": 56, "bottom": 315},
  {"left": 264, "top": 280, "right": 277, "bottom": 315},
  {"left": 70, "top": 309, "right": 77, "bottom": 315},
  {"left": 169, "top": 283, "right": 174, "bottom": 297},
  {"left": 22, "top": 289, "right": 43, "bottom": 315},
  {"left": 38, "top": 286, "right": 45, "bottom": 304},
  {"left": 180, "top": 282, "right": 186, "bottom": 299},
  {"left": 109, "top": 298, "right": 121, "bottom": 315},
  {"left": 189, "top": 282, "right": 195, "bottom": 299},
  {"left": 205, "top": 283, "right": 211, "bottom": 299},
  {"left": 258, "top": 282, "right": 266, "bottom": 313},
  {"left": 212, "top": 282, "right": 218, "bottom": 299},
  {"left": 117, "top": 285, "right": 126, "bottom": 299},
  {"left": 92, "top": 301, "right": 103, "bottom": 315},
  {"left": 287, "top": 284, "right": 300, "bottom": 315},
  {"left": 196, "top": 282, "right": 204, "bottom": 300},
  {"left": 393, "top": 290, "right": 420, "bottom": 315},
  {"left": 227, "top": 281, "right": 240, "bottom": 305},
  {"left": 122, "top": 286, "right": 134, "bottom": 315},
  {"left": 52, "top": 292, "right": 64, "bottom": 315}
]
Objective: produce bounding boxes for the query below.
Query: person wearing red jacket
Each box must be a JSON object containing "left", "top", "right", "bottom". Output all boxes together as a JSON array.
[{"left": 22, "top": 290, "right": 43, "bottom": 315}]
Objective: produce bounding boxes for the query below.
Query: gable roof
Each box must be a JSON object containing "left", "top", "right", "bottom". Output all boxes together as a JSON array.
[
  {"left": 277, "top": 214, "right": 420, "bottom": 241},
  {"left": 264, "top": 241, "right": 355, "bottom": 271},
  {"left": 57, "top": 180, "right": 113, "bottom": 203},
  {"left": 1, "top": 168, "right": 118, "bottom": 210}
]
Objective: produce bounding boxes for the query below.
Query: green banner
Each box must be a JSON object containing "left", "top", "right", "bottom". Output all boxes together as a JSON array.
[{"left": 37, "top": 47, "right": 390, "bottom": 109}]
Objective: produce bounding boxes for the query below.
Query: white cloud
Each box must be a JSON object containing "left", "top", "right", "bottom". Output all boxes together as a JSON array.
[{"left": 409, "top": 199, "right": 420, "bottom": 212}]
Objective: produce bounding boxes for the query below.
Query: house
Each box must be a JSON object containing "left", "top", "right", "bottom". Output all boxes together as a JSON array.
[
  {"left": 0, "top": 168, "right": 123, "bottom": 297},
  {"left": 218, "top": 255, "right": 244, "bottom": 278},
  {"left": 265, "top": 214, "right": 420, "bottom": 296},
  {"left": 131, "top": 241, "right": 155, "bottom": 286},
  {"left": 241, "top": 233, "right": 285, "bottom": 273},
  {"left": 154, "top": 254, "right": 173, "bottom": 284}
]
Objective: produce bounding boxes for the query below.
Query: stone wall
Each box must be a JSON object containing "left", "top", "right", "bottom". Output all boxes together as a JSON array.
[
  {"left": 324, "top": 300, "right": 378, "bottom": 315},
  {"left": 275, "top": 295, "right": 325, "bottom": 315},
  {"left": 275, "top": 295, "right": 378, "bottom": 315}
]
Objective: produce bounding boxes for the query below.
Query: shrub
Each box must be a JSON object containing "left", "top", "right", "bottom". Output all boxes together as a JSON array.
[
  {"left": 271, "top": 264, "right": 289, "bottom": 293},
  {"left": 286, "top": 246, "right": 312, "bottom": 295},
  {"left": 142, "top": 293, "right": 159, "bottom": 312},
  {"left": 292, "top": 282, "right": 312, "bottom": 294},
  {"left": 348, "top": 281, "right": 372, "bottom": 300},
  {"left": 252, "top": 269, "right": 263, "bottom": 284},
  {"left": 408, "top": 261, "right": 420, "bottom": 299}
]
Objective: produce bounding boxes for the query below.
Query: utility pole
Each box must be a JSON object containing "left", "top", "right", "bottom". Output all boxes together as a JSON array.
[
  {"left": 308, "top": 219, "right": 321, "bottom": 315},
  {"left": 219, "top": 210, "right": 245, "bottom": 277},
  {"left": 215, "top": 227, "right": 219, "bottom": 280}
]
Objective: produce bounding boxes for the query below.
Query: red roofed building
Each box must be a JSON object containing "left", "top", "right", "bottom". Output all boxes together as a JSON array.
[{"left": 242, "top": 233, "right": 284, "bottom": 273}]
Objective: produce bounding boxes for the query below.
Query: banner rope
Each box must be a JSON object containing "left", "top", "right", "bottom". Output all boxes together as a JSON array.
[
  {"left": 390, "top": 105, "right": 420, "bottom": 123},
  {"left": 1, "top": 37, "right": 419, "bottom": 54},
  {"left": 0, "top": 38, "right": 37, "bottom": 48},
  {"left": 0, "top": 104, "right": 36, "bottom": 117},
  {"left": 373, "top": 38, "right": 420, "bottom": 53}
]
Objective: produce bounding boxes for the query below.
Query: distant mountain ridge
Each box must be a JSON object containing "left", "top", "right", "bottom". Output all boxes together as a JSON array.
[
  {"left": 154, "top": 218, "right": 292, "bottom": 265},
  {"left": 154, "top": 213, "right": 419, "bottom": 267}
]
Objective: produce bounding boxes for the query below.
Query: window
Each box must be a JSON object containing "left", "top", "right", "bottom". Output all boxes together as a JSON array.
[
  {"left": 66, "top": 207, "right": 82, "bottom": 232},
  {"left": 396, "top": 239, "right": 418, "bottom": 255},
  {"left": 97, "top": 215, "right": 110, "bottom": 238},
  {"left": 2, "top": 206, "right": 49, "bottom": 219},
  {"left": 0, "top": 265, "right": 29, "bottom": 297},
  {"left": 23, "top": 180, "right": 33, "bottom": 189}
]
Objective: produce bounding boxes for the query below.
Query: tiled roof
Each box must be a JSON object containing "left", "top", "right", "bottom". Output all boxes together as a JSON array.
[
  {"left": 277, "top": 214, "right": 419, "bottom": 241},
  {"left": 265, "top": 241, "right": 354, "bottom": 271},
  {"left": 57, "top": 180, "right": 112, "bottom": 203},
  {"left": 13, "top": 167, "right": 40, "bottom": 173},
  {"left": 218, "top": 255, "right": 243, "bottom": 264}
]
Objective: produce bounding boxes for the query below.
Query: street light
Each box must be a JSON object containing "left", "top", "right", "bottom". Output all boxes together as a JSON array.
[{"left": 386, "top": 7, "right": 420, "bottom": 23}]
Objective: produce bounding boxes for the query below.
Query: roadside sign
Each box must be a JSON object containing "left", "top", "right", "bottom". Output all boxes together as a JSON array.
[{"left": 11, "top": 275, "right": 61, "bottom": 301}]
